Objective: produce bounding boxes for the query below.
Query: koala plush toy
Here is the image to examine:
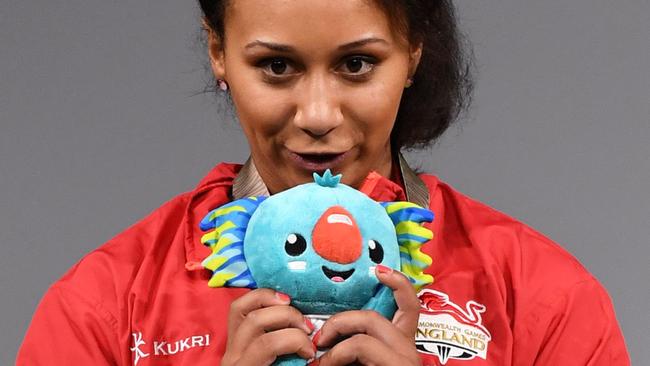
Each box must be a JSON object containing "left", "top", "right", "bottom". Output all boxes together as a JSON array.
[{"left": 199, "top": 170, "right": 434, "bottom": 365}]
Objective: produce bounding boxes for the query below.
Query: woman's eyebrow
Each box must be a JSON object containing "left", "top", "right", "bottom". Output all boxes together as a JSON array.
[
  {"left": 245, "top": 40, "right": 293, "bottom": 52},
  {"left": 338, "top": 37, "right": 389, "bottom": 51},
  {"left": 244, "top": 37, "right": 389, "bottom": 52}
]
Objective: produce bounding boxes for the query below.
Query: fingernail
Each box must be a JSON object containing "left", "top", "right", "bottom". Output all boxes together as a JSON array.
[
  {"left": 312, "top": 330, "right": 321, "bottom": 347},
  {"left": 376, "top": 264, "right": 393, "bottom": 274},
  {"left": 275, "top": 291, "right": 291, "bottom": 303},
  {"left": 304, "top": 317, "right": 315, "bottom": 332}
]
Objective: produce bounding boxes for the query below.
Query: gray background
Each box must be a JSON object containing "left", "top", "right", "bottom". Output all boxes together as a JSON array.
[{"left": 1, "top": 1, "right": 648, "bottom": 364}]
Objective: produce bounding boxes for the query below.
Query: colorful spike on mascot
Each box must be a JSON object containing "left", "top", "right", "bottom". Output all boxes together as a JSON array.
[{"left": 199, "top": 170, "right": 434, "bottom": 365}]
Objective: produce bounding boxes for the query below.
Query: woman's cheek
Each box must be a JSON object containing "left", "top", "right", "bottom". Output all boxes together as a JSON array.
[
  {"left": 232, "top": 86, "right": 293, "bottom": 138},
  {"left": 346, "top": 83, "right": 400, "bottom": 140}
]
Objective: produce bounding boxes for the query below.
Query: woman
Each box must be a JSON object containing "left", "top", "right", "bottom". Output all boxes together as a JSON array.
[{"left": 17, "top": 1, "right": 630, "bottom": 365}]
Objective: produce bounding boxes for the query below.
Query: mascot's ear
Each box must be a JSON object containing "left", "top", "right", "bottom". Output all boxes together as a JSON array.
[
  {"left": 380, "top": 202, "right": 435, "bottom": 291},
  {"left": 199, "top": 196, "right": 266, "bottom": 288}
]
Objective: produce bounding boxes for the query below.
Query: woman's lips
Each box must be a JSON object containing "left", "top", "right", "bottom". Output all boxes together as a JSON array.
[{"left": 287, "top": 150, "right": 349, "bottom": 172}]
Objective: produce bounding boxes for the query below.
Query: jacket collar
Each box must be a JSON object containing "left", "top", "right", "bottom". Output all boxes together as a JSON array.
[{"left": 231, "top": 152, "right": 430, "bottom": 208}]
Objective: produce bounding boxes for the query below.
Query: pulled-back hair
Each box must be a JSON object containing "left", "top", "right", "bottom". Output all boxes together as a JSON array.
[{"left": 198, "top": 0, "right": 473, "bottom": 150}]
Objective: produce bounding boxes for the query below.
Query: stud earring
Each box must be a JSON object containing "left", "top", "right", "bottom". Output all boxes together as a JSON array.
[
  {"left": 404, "top": 77, "right": 414, "bottom": 88},
  {"left": 217, "top": 79, "right": 229, "bottom": 91}
]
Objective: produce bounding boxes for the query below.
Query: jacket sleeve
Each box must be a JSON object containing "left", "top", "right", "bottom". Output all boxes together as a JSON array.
[
  {"left": 16, "top": 283, "right": 122, "bottom": 365},
  {"left": 514, "top": 278, "right": 630, "bottom": 365}
]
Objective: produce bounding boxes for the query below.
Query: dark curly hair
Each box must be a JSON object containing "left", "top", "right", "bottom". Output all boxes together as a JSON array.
[{"left": 198, "top": 0, "right": 473, "bottom": 150}]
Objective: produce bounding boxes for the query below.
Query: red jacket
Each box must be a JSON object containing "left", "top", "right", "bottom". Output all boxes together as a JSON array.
[{"left": 16, "top": 163, "right": 630, "bottom": 365}]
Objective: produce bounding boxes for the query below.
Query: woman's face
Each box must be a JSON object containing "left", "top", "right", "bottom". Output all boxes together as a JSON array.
[{"left": 207, "top": 0, "right": 421, "bottom": 193}]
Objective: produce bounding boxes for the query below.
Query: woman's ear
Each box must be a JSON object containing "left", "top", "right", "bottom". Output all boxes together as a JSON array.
[
  {"left": 408, "top": 41, "right": 423, "bottom": 78},
  {"left": 202, "top": 18, "right": 227, "bottom": 80}
]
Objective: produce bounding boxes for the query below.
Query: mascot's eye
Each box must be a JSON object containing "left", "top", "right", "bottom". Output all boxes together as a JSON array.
[
  {"left": 368, "top": 239, "right": 384, "bottom": 263},
  {"left": 285, "top": 233, "right": 307, "bottom": 256}
]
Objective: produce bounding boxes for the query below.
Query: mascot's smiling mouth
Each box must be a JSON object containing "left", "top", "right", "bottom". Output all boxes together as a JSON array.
[{"left": 322, "top": 266, "right": 355, "bottom": 283}]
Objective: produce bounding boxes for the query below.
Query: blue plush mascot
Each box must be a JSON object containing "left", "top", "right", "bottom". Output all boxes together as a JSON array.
[{"left": 199, "top": 170, "right": 434, "bottom": 365}]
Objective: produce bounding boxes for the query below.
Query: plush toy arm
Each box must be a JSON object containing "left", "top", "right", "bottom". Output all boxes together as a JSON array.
[
  {"left": 362, "top": 285, "right": 398, "bottom": 319},
  {"left": 199, "top": 196, "right": 266, "bottom": 288}
]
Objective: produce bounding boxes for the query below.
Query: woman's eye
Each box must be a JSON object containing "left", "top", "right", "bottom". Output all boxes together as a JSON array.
[
  {"left": 368, "top": 239, "right": 384, "bottom": 264},
  {"left": 268, "top": 59, "right": 288, "bottom": 74},
  {"left": 258, "top": 58, "right": 296, "bottom": 76},
  {"left": 285, "top": 233, "right": 307, "bottom": 256},
  {"left": 339, "top": 56, "right": 376, "bottom": 76}
]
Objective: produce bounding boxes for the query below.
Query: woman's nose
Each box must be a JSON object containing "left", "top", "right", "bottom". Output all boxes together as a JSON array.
[{"left": 293, "top": 74, "right": 344, "bottom": 137}]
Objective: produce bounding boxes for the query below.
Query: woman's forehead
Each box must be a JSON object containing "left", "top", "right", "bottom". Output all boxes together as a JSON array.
[{"left": 224, "top": 0, "right": 404, "bottom": 51}]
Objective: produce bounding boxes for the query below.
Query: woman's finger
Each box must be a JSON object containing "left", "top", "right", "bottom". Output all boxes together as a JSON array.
[
  {"left": 315, "top": 310, "right": 412, "bottom": 351},
  {"left": 230, "top": 304, "right": 314, "bottom": 349},
  {"left": 375, "top": 264, "right": 420, "bottom": 337},
  {"left": 318, "top": 334, "right": 411, "bottom": 366},
  {"left": 227, "top": 288, "right": 291, "bottom": 336},
  {"left": 237, "top": 328, "right": 316, "bottom": 365}
]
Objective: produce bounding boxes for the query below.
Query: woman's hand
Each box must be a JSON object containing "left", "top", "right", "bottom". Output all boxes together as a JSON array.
[
  {"left": 221, "top": 288, "right": 316, "bottom": 366},
  {"left": 314, "top": 265, "right": 422, "bottom": 366}
]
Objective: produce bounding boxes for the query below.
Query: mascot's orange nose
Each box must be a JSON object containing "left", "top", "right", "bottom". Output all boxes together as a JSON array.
[{"left": 312, "top": 206, "right": 362, "bottom": 264}]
